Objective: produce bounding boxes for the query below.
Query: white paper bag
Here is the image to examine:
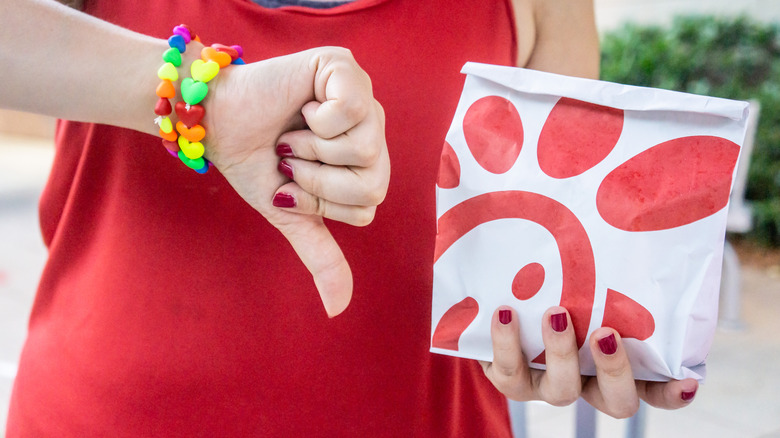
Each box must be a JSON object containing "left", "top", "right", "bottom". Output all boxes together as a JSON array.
[{"left": 430, "top": 62, "right": 750, "bottom": 381}]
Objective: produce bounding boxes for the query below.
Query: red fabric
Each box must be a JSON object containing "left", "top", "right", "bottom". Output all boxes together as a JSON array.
[{"left": 7, "top": 1, "right": 518, "bottom": 436}]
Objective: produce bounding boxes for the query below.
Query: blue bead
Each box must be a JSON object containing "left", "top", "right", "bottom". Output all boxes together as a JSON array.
[
  {"left": 232, "top": 58, "right": 246, "bottom": 65},
  {"left": 168, "top": 34, "right": 186, "bottom": 53}
]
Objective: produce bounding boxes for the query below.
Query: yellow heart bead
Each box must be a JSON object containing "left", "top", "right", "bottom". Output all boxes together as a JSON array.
[
  {"left": 177, "top": 135, "right": 205, "bottom": 160},
  {"left": 190, "top": 59, "right": 220, "bottom": 83},
  {"left": 159, "top": 116, "right": 173, "bottom": 133},
  {"left": 157, "top": 62, "right": 178, "bottom": 81}
]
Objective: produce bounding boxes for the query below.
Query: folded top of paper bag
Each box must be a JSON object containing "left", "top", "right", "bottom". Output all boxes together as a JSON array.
[{"left": 462, "top": 62, "right": 749, "bottom": 120}]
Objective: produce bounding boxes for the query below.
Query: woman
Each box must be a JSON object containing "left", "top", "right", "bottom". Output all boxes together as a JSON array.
[{"left": 2, "top": 0, "right": 696, "bottom": 436}]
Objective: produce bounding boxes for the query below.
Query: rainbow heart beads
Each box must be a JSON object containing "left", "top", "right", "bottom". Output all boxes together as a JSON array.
[{"left": 153, "top": 24, "right": 244, "bottom": 174}]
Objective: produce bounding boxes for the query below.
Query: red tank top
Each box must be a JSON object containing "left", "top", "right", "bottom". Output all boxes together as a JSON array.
[{"left": 7, "top": 1, "right": 517, "bottom": 436}]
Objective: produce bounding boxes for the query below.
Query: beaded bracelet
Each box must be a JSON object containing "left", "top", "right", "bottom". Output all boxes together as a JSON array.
[{"left": 153, "top": 24, "right": 245, "bottom": 174}]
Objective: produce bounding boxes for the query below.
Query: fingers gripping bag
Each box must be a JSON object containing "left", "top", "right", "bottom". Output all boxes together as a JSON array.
[{"left": 430, "top": 62, "right": 750, "bottom": 381}]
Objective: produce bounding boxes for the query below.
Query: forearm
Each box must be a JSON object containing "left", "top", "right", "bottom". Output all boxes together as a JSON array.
[
  {"left": 523, "top": 0, "right": 600, "bottom": 79},
  {"left": 0, "top": 0, "right": 196, "bottom": 135}
]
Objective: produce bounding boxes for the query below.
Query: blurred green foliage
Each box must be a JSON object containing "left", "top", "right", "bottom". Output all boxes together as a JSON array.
[{"left": 600, "top": 15, "right": 780, "bottom": 246}]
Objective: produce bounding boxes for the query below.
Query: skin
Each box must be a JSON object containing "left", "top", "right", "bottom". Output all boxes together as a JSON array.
[
  {"left": 0, "top": 0, "right": 390, "bottom": 317},
  {"left": 1, "top": 0, "right": 696, "bottom": 421}
]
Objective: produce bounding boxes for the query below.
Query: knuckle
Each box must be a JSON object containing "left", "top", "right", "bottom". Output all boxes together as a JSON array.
[
  {"left": 307, "top": 165, "right": 326, "bottom": 198},
  {"left": 484, "top": 367, "right": 533, "bottom": 402},
  {"left": 546, "top": 391, "right": 580, "bottom": 408},
  {"left": 363, "top": 181, "right": 387, "bottom": 206},
  {"left": 493, "top": 363, "right": 521, "bottom": 379},
  {"left": 607, "top": 399, "right": 640, "bottom": 419},
  {"left": 330, "top": 46, "right": 354, "bottom": 59},
  {"left": 601, "top": 364, "right": 628, "bottom": 381},
  {"left": 339, "top": 96, "right": 368, "bottom": 125},
  {"left": 351, "top": 207, "right": 376, "bottom": 227},
  {"left": 501, "top": 385, "right": 533, "bottom": 402},
  {"left": 504, "top": 383, "right": 538, "bottom": 403},
  {"left": 314, "top": 197, "right": 327, "bottom": 218},
  {"left": 317, "top": 46, "right": 355, "bottom": 65},
  {"left": 491, "top": 353, "right": 521, "bottom": 378},
  {"left": 375, "top": 101, "right": 386, "bottom": 123},
  {"left": 545, "top": 346, "right": 579, "bottom": 365},
  {"left": 348, "top": 172, "right": 387, "bottom": 207},
  {"left": 365, "top": 168, "right": 390, "bottom": 205},
  {"left": 309, "top": 137, "right": 326, "bottom": 162},
  {"left": 352, "top": 141, "right": 381, "bottom": 166}
]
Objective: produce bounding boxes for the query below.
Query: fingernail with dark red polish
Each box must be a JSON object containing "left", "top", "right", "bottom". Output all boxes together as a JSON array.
[
  {"left": 278, "top": 160, "right": 294, "bottom": 179},
  {"left": 681, "top": 390, "right": 696, "bottom": 402},
  {"left": 551, "top": 312, "right": 568, "bottom": 332},
  {"left": 276, "top": 143, "right": 294, "bottom": 158},
  {"left": 272, "top": 192, "right": 296, "bottom": 208},
  {"left": 498, "top": 309, "right": 512, "bottom": 325},
  {"left": 598, "top": 333, "right": 618, "bottom": 355}
]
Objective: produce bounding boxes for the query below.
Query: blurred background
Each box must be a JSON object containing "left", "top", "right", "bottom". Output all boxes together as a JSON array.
[{"left": 0, "top": 0, "right": 779, "bottom": 437}]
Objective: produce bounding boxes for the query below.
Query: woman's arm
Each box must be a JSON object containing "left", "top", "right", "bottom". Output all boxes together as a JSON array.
[
  {"left": 0, "top": 0, "right": 390, "bottom": 318},
  {"left": 522, "top": 0, "right": 600, "bottom": 78},
  {"left": 0, "top": 0, "right": 169, "bottom": 135}
]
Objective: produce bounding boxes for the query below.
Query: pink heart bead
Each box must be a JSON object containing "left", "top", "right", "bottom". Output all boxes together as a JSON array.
[{"left": 172, "top": 25, "right": 192, "bottom": 43}]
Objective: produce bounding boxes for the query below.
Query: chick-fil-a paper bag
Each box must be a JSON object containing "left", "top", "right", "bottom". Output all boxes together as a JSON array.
[{"left": 430, "top": 62, "right": 750, "bottom": 381}]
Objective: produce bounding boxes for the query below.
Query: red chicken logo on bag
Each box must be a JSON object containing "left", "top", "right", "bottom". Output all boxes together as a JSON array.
[{"left": 431, "top": 92, "right": 742, "bottom": 368}]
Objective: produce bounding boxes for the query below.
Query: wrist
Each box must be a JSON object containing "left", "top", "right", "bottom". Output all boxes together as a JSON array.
[{"left": 150, "top": 26, "right": 244, "bottom": 173}]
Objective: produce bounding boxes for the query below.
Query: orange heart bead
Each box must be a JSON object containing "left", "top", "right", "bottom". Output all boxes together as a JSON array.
[
  {"left": 201, "top": 46, "right": 232, "bottom": 68},
  {"left": 159, "top": 127, "right": 178, "bottom": 142},
  {"left": 156, "top": 80, "right": 176, "bottom": 98},
  {"left": 176, "top": 121, "right": 206, "bottom": 142}
]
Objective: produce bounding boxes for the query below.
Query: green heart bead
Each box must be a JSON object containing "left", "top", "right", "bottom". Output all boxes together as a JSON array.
[
  {"left": 178, "top": 150, "right": 206, "bottom": 170},
  {"left": 181, "top": 77, "right": 208, "bottom": 105},
  {"left": 162, "top": 48, "right": 182, "bottom": 67}
]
